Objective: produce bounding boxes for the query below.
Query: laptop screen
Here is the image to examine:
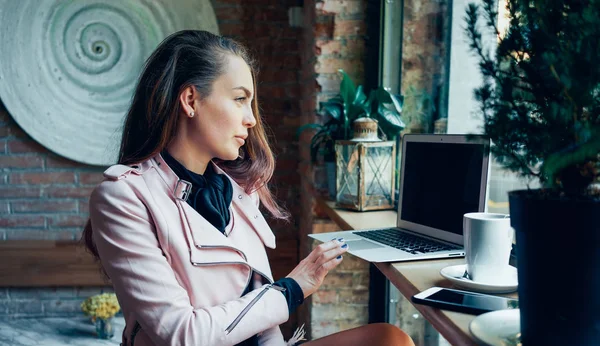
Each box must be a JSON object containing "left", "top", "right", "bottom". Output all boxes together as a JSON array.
[{"left": 400, "top": 139, "right": 487, "bottom": 237}]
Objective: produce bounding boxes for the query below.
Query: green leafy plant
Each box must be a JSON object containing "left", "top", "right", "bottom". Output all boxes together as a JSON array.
[
  {"left": 465, "top": 0, "right": 600, "bottom": 195},
  {"left": 299, "top": 69, "right": 405, "bottom": 163}
]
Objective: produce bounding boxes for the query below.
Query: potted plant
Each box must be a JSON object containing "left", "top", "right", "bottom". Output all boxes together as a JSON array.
[
  {"left": 81, "top": 292, "right": 121, "bottom": 339},
  {"left": 466, "top": 0, "right": 600, "bottom": 344},
  {"left": 299, "top": 69, "right": 405, "bottom": 198}
]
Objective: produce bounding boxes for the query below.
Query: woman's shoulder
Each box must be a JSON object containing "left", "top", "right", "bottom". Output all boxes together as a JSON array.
[{"left": 91, "top": 164, "right": 147, "bottom": 204}]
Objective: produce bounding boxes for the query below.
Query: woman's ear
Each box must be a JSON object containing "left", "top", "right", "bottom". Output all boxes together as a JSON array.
[{"left": 179, "top": 86, "right": 199, "bottom": 118}]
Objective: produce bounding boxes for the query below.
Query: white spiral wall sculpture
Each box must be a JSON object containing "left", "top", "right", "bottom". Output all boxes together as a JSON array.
[{"left": 0, "top": 0, "right": 219, "bottom": 165}]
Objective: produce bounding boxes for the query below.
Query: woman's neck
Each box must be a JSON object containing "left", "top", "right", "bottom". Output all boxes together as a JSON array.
[{"left": 166, "top": 139, "right": 210, "bottom": 175}]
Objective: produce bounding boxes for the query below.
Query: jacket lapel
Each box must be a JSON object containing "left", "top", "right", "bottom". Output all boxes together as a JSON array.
[
  {"left": 151, "top": 154, "right": 277, "bottom": 271},
  {"left": 179, "top": 201, "right": 234, "bottom": 248},
  {"left": 212, "top": 163, "right": 276, "bottom": 250}
]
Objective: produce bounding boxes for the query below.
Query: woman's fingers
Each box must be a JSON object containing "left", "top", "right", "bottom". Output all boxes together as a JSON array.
[
  {"left": 315, "top": 254, "right": 344, "bottom": 278},
  {"left": 314, "top": 243, "right": 348, "bottom": 266},
  {"left": 306, "top": 238, "right": 344, "bottom": 262},
  {"left": 287, "top": 239, "right": 350, "bottom": 298},
  {"left": 314, "top": 243, "right": 348, "bottom": 278}
]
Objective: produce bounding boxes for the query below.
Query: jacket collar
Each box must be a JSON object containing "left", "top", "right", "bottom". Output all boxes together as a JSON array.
[{"left": 150, "top": 154, "right": 276, "bottom": 250}]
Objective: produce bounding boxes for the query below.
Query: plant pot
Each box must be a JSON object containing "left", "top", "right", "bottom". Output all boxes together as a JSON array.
[
  {"left": 509, "top": 190, "right": 600, "bottom": 346},
  {"left": 325, "top": 161, "right": 336, "bottom": 200}
]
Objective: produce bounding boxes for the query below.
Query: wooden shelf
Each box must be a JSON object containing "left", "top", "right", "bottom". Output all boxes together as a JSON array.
[
  {"left": 314, "top": 198, "right": 397, "bottom": 231},
  {"left": 0, "top": 241, "right": 109, "bottom": 287}
]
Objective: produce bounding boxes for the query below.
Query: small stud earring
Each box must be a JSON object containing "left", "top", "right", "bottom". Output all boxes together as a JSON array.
[{"left": 189, "top": 111, "right": 195, "bottom": 118}]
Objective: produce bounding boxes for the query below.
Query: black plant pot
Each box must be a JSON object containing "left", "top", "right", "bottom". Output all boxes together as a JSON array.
[{"left": 509, "top": 190, "right": 600, "bottom": 346}]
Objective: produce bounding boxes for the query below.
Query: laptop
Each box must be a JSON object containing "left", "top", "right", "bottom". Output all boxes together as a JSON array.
[{"left": 309, "top": 134, "right": 491, "bottom": 262}]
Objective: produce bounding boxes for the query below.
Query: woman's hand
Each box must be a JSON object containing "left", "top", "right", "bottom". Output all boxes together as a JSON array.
[{"left": 286, "top": 239, "right": 348, "bottom": 298}]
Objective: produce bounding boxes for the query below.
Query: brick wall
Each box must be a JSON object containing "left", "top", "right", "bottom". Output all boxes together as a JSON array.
[
  {"left": 299, "top": 0, "right": 368, "bottom": 198},
  {"left": 298, "top": 0, "right": 371, "bottom": 340},
  {"left": 0, "top": 102, "right": 108, "bottom": 319},
  {"left": 309, "top": 221, "right": 370, "bottom": 339},
  {"left": 0, "top": 102, "right": 104, "bottom": 242},
  {"left": 401, "top": 0, "right": 451, "bottom": 130},
  {"left": 0, "top": 287, "right": 114, "bottom": 320}
]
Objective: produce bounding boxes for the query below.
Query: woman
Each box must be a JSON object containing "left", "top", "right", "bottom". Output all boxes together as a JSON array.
[{"left": 83, "top": 30, "right": 414, "bottom": 346}]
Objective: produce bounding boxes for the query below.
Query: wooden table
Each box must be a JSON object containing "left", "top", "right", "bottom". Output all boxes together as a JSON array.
[{"left": 315, "top": 198, "right": 518, "bottom": 346}]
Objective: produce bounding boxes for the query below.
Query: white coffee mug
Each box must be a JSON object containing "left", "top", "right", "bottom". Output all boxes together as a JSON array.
[{"left": 463, "top": 212, "right": 513, "bottom": 284}]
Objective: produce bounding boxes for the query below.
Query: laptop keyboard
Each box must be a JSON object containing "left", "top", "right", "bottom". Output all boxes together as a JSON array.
[{"left": 354, "top": 228, "right": 461, "bottom": 255}]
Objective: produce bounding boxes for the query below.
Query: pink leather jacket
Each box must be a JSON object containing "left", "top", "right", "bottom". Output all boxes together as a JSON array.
[{"left": 89, "top": 154, "right": 290, "bottom": 346}]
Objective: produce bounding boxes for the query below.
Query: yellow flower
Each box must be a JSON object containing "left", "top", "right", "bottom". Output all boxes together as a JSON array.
[{"left": 81, "top": 293, "right": 121, "bottom": 320}]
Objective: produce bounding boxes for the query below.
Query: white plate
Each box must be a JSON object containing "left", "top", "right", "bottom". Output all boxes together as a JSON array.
[
  {"left": 439, "top": 264, "right": 518, "bottom": 294},
  {"left": 470, "top": 309, "right": 521, "bottom": 346}
]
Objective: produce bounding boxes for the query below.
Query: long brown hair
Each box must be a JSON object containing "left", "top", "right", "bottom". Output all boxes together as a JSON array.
[{"left": 83, "top": 30, "right": 288, "bottom": 258}]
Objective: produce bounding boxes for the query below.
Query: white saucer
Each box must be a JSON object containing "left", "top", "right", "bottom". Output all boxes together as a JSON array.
[
  {"left": 439, "top": 264, "right": 518, "bottom": 294},
  {"left": 469, "top": 309, "right": 521, "bottom": 346}
]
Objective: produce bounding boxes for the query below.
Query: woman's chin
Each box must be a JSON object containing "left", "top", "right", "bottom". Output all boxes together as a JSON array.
[{"left": 217, "top": 151, "right": 240, "bottom": 162}]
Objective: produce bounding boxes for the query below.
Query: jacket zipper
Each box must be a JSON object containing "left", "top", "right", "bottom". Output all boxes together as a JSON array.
[
  {"left": 191, "top": 245, "right": 283, "bottom": 335},
  {"left": 194, "top": 244, "right": 248, "bottom": 261},
  {"left": 224, "top": 284, "right": 285, "bottom": 335},
  {"left": 192, "top": 260, "right": 254, "bottom": 293},
  {"left": 191, "top": 244, "right": 253, "bottom": 288}
]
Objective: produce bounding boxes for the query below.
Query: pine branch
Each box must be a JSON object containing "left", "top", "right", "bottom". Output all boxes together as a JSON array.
[
  {"left": 508, "top": 149, "right": 544, "bottom": 179},
  {"left": 466, "top": 0, "right": 600, "bottom": 191},
  {"left": 466, "top": 4, "right": 534, "bottom": 123}
]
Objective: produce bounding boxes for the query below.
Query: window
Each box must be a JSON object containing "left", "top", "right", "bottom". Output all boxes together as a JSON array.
[{"left": 445, "top": 0, "right": 536, "bottom": 213}]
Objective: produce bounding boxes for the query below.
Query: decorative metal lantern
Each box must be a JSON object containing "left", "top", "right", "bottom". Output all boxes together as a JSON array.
[{"left": 335, "top": 118, "right": 396, "bottom": 211}]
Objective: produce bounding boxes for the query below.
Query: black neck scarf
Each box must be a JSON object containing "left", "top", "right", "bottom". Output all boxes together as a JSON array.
[{"left": 162, "top": 151, "right": 233, "bottom": 234}]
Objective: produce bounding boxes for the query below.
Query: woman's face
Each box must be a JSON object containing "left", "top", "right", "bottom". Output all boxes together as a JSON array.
[{"left": 190, "top": 55, "right": 256, "bottom": 162}]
